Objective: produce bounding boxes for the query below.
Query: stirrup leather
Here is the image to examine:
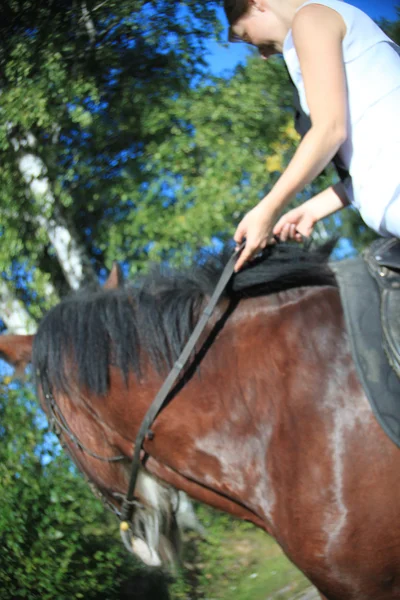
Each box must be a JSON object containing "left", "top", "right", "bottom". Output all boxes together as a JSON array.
[{"left": 364, "top": 238, "right": 400, "bottom": 379}]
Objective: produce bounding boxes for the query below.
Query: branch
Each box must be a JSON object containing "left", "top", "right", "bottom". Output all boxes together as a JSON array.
[
  {"left": 80, "top": 1, "right": 96, "bottom": 44},
  {"left": 92, "top": 0, "right": 109, "bottom": 13}
]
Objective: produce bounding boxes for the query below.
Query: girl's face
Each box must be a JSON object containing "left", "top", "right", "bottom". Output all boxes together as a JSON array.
[{"left": 231, "top": 0, "right": 291, "bottom": 58}]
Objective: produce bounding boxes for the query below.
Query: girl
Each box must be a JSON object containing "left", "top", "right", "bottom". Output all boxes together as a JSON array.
[{"left": 224, "top": 0, "right": 400, "bottom": 272}]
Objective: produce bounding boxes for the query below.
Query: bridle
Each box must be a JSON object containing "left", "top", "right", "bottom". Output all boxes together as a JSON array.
[
  {"left": 39, "top": 245, "right": 243, "bottom": 550},
  {"left": 44, "top": 390, "right": 126, "bottom": 463},
  {"left": 42, "top": 380, "right": 130, "bottom": 520}
]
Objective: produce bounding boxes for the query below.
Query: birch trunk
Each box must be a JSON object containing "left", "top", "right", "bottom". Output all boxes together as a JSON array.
[{"left": 11, "top": 131, "right": 96, "bottom": 290}]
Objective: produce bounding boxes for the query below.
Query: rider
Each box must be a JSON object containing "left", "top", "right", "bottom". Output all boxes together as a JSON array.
[{"left": 223, "top": 0, "right": 400, "bottom": 273}]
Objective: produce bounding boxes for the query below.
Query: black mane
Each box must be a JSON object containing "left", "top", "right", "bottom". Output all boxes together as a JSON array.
[{"left": 33, "top": 241, "right": 337, "bottom": 397}]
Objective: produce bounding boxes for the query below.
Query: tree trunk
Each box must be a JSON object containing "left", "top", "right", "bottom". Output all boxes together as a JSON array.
[{"left": 11, "top": 131, "right": 97, "bottom": 290}]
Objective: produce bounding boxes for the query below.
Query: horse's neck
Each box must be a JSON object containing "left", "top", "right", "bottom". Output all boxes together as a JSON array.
[
  {"left": 81, "top": 284, "right": 365, "bottom": 533},
  {"left": 148, "top": 285, "right": 354, "bottom": 524}
]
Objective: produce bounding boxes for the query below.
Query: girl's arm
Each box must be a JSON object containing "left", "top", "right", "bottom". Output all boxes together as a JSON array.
[
  {"left": 234, "top": 4, "right": 348, "bottom": 271},
  {"left": 266, "top": 3, "right": 348, "bottom": 211}
]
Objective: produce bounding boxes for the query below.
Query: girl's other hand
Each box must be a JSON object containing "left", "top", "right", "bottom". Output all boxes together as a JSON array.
[{"left": 273, "top": 203, "right": 316, "bottom": 242}]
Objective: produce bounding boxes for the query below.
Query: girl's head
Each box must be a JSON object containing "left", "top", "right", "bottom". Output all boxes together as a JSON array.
[
  {"left": 224, "top": 0, "right": 251, "bottom": 39},
  {"left": 224, "top": 0, "right": 299, "bottom": 55}
]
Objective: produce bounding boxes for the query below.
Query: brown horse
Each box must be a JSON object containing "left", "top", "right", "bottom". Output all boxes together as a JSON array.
[{"left": 1, "top": 243, "right": 400, "bottom": 600}]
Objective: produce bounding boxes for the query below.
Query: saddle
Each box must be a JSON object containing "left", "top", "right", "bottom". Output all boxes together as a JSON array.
[
  {"left": 332, "top": 238, "right": 400, "bottom": 447},
  {"left": 364, "top": 238, "right": 400, "bottom": 379}
]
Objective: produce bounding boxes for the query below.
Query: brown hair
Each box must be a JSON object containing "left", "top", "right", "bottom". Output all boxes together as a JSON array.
[{"left": 223, "top": 0, "right": 251, "bottom": 41}]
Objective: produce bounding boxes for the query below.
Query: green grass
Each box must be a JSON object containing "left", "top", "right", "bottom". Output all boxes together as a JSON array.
[{"left": 171, "top": 508, "right": 315, "bottom": 600}]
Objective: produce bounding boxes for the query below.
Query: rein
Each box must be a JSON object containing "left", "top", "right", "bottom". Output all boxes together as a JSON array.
[{"left": 119, "top": 244, "right": 243, "bottom": 543}]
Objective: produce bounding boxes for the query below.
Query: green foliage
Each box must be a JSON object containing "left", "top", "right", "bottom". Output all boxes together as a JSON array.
[
  {"left": 0, "top": 379, "right": 154, "bottom": 599},
  {"left": 0, "top": 0, "right": 222, "bottom": 298}
]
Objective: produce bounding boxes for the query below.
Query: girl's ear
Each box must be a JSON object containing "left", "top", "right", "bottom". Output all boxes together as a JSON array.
[{"left": 251, "top": 0, "right": 268, "bottom": 12}]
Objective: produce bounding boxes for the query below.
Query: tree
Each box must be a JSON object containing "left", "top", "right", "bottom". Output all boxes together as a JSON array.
[
  {"left": 0, "top": 0, "right": 222, "bottom": 314},
  {"left": 0, "top": 2, "right": 222, "bottom": 595}
]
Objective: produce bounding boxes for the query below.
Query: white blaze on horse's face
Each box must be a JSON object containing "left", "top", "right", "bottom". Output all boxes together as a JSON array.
[
  {"left": 131, "top": 536, "right": 162, "bottom": 567},
  {"left": 128, "top": 469, "right": 181, "bottom": 567}
]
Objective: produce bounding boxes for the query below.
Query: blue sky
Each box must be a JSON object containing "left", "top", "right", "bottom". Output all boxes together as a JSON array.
[{"left": 207, "top": 0, "right": 399, "bottom": 74}]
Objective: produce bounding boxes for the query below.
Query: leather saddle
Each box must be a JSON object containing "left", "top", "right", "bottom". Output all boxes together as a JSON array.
[
  {"left": 364, "top": 238, "right": 400, "bottom": 379},
  {"left": 331, "top": 238, "right": 400, "bottom": 447}
]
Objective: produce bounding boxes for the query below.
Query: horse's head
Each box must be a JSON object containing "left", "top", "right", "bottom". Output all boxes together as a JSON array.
[{"left": 33, "top": 365, "right": 182, "bottom": 567}]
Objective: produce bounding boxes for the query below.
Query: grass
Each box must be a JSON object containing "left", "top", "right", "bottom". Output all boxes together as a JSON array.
[{"left": 170, "top": 508, "right": 315, "bottom": 600}]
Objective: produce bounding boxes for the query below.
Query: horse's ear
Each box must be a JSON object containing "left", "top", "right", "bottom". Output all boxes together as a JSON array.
[
  {"left": 104, "top": 262, "right": 124, "bottom": 290},
  {"left": 0, "top": 334, "right": 34, "bottom": 372}
]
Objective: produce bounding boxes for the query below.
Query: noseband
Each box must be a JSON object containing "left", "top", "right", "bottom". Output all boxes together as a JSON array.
[{"left": 39, "top": 246, "right": 242, "bottom": 550}]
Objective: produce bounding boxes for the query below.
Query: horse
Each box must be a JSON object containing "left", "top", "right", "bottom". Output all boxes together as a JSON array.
[{"left": 1, "top": 241, "right": 400, "bottom": 600}]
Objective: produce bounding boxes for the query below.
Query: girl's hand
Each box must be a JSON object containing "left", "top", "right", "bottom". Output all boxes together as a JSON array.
[
  {"left": 273, "top": 184, "right": 349, "bottom": 242},
  {"left": 234, "top": 202, "right": 278, "bottom": 272},
  {"left": 273, "top": 203, "right": 316, "bottom": 242}
]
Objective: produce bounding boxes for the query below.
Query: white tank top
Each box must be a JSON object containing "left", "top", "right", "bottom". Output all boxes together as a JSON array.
[{"left": 283, "top": 0, "right": 400, "bottom": 236}]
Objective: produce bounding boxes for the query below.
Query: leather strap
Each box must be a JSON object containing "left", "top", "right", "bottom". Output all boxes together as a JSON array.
[{"left": 120, "top": 244, "right": 244, "bottom": 525}]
